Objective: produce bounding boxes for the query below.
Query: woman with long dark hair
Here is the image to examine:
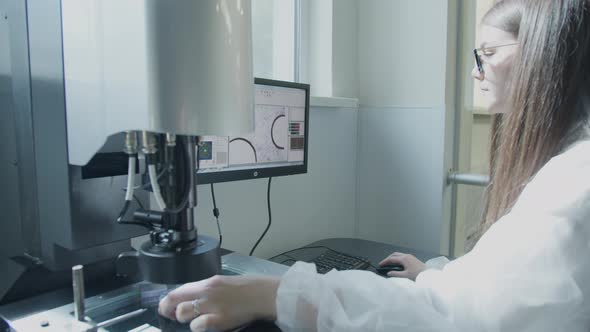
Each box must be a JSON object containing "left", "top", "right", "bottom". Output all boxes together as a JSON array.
[{"left": 160, "top": 1, "right": 590, "bottom": 331}]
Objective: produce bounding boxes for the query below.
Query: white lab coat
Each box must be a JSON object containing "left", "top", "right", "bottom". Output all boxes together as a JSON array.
[{"left": 275, "top": 139, "right": 590, "bottom": 332}]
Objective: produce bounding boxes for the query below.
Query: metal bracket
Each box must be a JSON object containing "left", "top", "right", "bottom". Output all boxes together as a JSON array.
[{"left": 447, "top": 171, "right": 490, "bottom": 187}]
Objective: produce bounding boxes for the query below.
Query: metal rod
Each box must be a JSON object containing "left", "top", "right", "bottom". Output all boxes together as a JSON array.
[
  {"left": 294, "top": 0, "right": 302, "bottom": 82},
  {"left": 141, "top": 131, "right": 157, "bottom": 155},
  {"left": 186, "top": 136, "right": 197, "bottom": 209},
  {"left": 447, "top": 172, "right": 490, "bottom": 187},
  {"left": 72, "top": 265, "right": 85, "bottom": 322},
  {"left": 179, "top": 136, "right": 197, "bottom": 233},
  {"left": 94, "top": 308, "right": 148, "bottom": 330}
]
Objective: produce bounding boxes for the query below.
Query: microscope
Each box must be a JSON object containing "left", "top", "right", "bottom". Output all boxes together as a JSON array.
[
  {"left": 114, "top": 131, "right": 221, "bottom": 284},
  {"left": 65, "top": 0, "right": 256, "bottom": 285},
  {"left": 0, "top": 0, "right": 254, "bottom": 301}
]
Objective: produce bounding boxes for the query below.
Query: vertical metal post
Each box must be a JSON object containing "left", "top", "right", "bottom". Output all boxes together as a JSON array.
[
  {"left": 294, "top": 0, "right": 302, "bottom": 82},
  {"left": 180, "top": 136, "right": 197, "bottom": 233},
  {"left": 72, "top": 265, "right": 85, "bottom": 322},
  {"left": 186, "top": 136, "right": 197, "bottom": 209}
]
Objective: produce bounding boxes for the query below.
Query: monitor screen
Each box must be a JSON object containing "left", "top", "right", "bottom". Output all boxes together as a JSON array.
[{"left": 196, "top": 78, "right": 310, "bottom": 184}]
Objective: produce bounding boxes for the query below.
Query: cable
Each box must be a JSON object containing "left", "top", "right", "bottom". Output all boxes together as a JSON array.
[
  {"left": 116, "top": 155, "right": 152, "bottom": 230},
  {"left": 230, "top": 137, "right": 258, "bottom": 163},
  {"left": 134, "top": 165, "right": 167, "bottom": 190},
  {"left": 121, "top": 188, "right": 146, "bottom": 211},
  {"left": 249, "top": 177, "right": 272, "bottom": 256},
  {"left": 117, "top": 200, "right": 131, "bottom": 222},
  {"left": 116, "top": 200, "right": 152, "bottom": 230},
  {"left": 133, "top": 194, "right": 145, "bottom": 210},
  {"left": 148, "top": 163, "right": 167, "bottom": 210},
  {"left": 210, "top": 183, "right": 222, "bottom": 248},
  {"left": 125, "top": 156, "right": 136, "bottom": 201}
]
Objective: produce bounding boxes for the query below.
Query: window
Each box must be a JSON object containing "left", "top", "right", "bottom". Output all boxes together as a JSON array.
[{"left": 251, "top": 0, "right": 296, "bottom": 81}]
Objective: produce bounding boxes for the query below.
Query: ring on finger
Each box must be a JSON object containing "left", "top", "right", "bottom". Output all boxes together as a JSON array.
[{"left": 192, "top": 298, "right": 204, "bottom": 316}]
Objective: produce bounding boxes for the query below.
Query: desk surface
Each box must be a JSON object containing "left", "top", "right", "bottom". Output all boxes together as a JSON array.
[{"left": 0, "top": 238, "right": 441, "bottom": 332}]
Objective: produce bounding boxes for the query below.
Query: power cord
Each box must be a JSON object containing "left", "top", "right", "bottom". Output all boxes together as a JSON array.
[
  {"left": 116, "top": 200, "right": 153, "bottom": 230},
  {"left": 133, "top": 194, "right": 145, "bottom": 210},
  {"left": 210, "top": 183, "right": 222, "bottom": 248},
  {"left": 249, "top": 177, "right": 273, "bottom": 256},
  {"left": 120, "top": 188, "right": 146, "bottom": 211}
]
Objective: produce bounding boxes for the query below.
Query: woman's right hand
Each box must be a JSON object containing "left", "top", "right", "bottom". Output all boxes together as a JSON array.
[
  {"left": 379, "top": 252, "right": 426, "bottom": 281},
  {"left": 158, "top": 275, "right": 280, "bottom": 332}
]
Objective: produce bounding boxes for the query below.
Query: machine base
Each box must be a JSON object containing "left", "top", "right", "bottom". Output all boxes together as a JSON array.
[{"left": 117, "top": 235, "right": 221, "bottom": 285}]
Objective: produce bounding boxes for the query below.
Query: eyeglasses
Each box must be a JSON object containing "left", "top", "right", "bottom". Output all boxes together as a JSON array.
[{"left": 473, "top": 42, "right": 519, "bottom": 75}]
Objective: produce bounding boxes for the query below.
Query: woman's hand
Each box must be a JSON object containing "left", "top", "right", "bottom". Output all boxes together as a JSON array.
[
  {"left": 379, "top": 252, "right": 426, "bottom": 281},
  {"left": 158, "top": 275, "right": 280, "bottom": 332}
]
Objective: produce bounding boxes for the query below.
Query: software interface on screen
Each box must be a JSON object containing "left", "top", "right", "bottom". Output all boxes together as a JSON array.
[{"left": 197, "top": 82, "right": 306, "bottom": 174}]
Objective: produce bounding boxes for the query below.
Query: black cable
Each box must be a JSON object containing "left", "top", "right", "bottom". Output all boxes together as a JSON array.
[
  {"left": 121, "top": 189, "right": 146, "bottom": 211},
  {"left": 271, "top": 114, "right": 286, "bottom": 150},
  {"left": 134, "top": 166, "right": 168, "bottom": 190},
  {"left": 249, "top": 177, "right": 272, "bottom": 256},
  {"left": 210, "top": 183, "right": 222, "bottom": 248},
  {"left": 133, "top": 194, "right": 145, "bottom": 210},
  {"left": 230, "top": 137, "right": 258, "bottom": 163},
  {"left": 117, "top": 200, "right": 131, "bottom": 222},
  {"left": 116, "top": 200, "right": 153, "bottom": 230}
]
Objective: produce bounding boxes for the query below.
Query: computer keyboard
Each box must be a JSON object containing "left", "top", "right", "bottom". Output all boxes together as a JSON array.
[{"left": 309, "top": 250, "right": 370, "bottom": 274}]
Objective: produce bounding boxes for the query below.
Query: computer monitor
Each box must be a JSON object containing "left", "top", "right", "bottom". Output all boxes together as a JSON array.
[{"left": 197, "top": 78, "right": 310, "bottom": 184}]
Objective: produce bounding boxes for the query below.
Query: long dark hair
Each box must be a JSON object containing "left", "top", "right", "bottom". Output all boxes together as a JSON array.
[{"left": 473, "top": 0, "right": 590, "bottom": 246}]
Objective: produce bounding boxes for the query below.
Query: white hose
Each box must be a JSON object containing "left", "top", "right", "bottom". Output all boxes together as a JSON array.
[
  {"left": 148, "top": 164, "right": 167, "bottom": 211},
  {"left": 125, "top": 156, "right": 136, "bottom": 201}
]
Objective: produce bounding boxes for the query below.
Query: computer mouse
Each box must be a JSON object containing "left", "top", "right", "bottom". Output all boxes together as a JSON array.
[{"left": 376, "top": 264, "right": 405, "bottom": 276}]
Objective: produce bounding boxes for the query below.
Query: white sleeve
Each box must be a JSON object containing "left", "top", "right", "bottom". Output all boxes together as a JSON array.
[
  {"left": 275, "top": 142, "right": 590, "bottom": 332},
  {"left": 276, "top": 262, "right": 459, "bottom": 332},
  {"left": 415, "top": 210, "right": 586, "bottom": 331},
  {"left": 424, "top": 256, "right": 451, "bottom": 270}
]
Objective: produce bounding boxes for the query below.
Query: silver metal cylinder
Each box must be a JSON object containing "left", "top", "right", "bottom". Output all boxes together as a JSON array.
[
  {"left": 447, "top": 172, "right": 490, "bottom": 187},
  {"left": 185, "top": 136, "right": 197, "bottom": 209},
  {"left": 141, "top": 131, "right": 158, "bottom": 154},
  {"left": 72, "top": 265, "right": 85, "bottom": 322},
  {"left": 166, "top": 133, "right": 177, "bottom": 147},
  {"left": 123, "top": 131, "right": 138, "bottom": 154},
  {"left": 179, "top": 136, "right": 197, "bottom": 233}
]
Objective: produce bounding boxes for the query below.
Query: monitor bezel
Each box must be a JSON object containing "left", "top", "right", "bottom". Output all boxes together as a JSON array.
[{"left": 196, "top": 78, "right": 310, "bottom": 185}]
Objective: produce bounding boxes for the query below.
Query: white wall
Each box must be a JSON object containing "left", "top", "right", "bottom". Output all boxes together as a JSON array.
[
  {"left": 195, "top": 106, "right": 359, "bottom": 258},
  {"left": 358, "top": 1, "right": 449, "bottom": 108},
  {"left": 302, "top": 0, "right": 359, "bottom": 99},
  {"left": 356, "top": 0, "right": 457, "bottom": 254},
  {"left": 332, "top": 0, "right": 359, "bottom": 99},
  {"left": 181, "top": 0, "right": 459, "bottom": 258},
  {"left": 305, "top": 0, "right": 333, "bottom": 97}
]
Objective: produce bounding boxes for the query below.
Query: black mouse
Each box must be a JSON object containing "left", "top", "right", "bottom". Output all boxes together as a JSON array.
[{"left": 376, "top": 264, "right": 405, "bottom": 276}]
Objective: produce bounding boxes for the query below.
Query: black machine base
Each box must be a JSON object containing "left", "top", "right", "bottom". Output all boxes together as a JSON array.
[{"left": 117, "top": 235, "right": 221, "bottom": 285}]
